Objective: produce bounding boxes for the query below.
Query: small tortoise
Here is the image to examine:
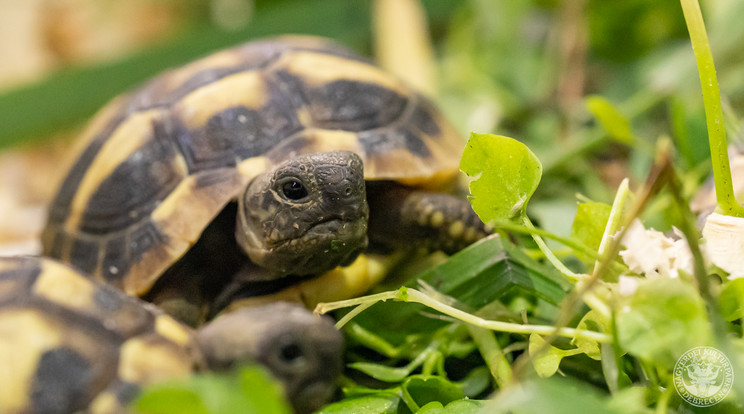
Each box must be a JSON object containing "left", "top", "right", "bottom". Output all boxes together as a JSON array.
[
  {"left": 42, "top": 36, "right": 488, "bottom": 324},
  {"left": 0, "top": 256, "right": 342, "bottom": 414}
]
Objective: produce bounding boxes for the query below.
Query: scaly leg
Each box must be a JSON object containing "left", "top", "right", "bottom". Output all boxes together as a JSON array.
[{"left": 367, "top": 183, "right": 490, "bottom": 254}]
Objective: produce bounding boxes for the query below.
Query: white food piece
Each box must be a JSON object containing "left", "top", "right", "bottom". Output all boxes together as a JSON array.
[
  {"left": 702, "top": 212, "right": 744, "bottom": 279},
  {"left": 617, "top": 219, "right": 694, "bottom": 279}
]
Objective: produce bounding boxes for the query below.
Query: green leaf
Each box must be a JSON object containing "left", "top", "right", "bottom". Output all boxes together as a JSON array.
[
  {"left": 134, "top": 365, "right": 291, "bottom": 414},
  {"left": 340, "top": 385, "right": 403, "bottom": 399},
  {"left": 347, "top": 362, "right": 412, "bottom": 383},
  {"left": 417, "top": 401, "right": 446, "bottom": 413},
  {"left": 720, "top": 278, "right": 744, "bottom": 321},
  {"left": 528, "top": 334, "right": 576, "bottom": 378},
  {"left": 599, "top": 342, "right": 631, "bottom": 394},
  {"left": 236, "top": 366, "right": 293, "bottom": 414},
  {"left": 585, "top": 96, "right": 634, "bottom": 144},
  {"left": 135, "top": 387, "right": 210, "bottom": 414},
  {"left": 401, "top": 375, "right": 465, "bottom": 412},
  {"left": 416, "top": 399, "right": 485, "bottom": 414},
  {"left": 316, "top": 392, "right": 401, "bottom": 414},
  {"left": 615, "top": 278, "right": 712, "bottom": 368},
  {"left": 571, "top": 310, "right": 610, "bottom": 360},
  {"left": 442, "top": 399, "right": 485, "bottom": 413},
  {"left": 418, "top": 236, "right": 568, "bottom": 308},
  {"left": 604, "top": 387, "right": 652, "bottom": 413},
  {"left": 460, "top": 133, "right": 543, "bottom": 222},
  {"left": 458, "top": 367, "right": 491, "bottom": 397},
  {"left": 570, "top": 202, "right": 612, "bottom": 264},
  {"left": 483, "top": 377, "right": 652, "bottom": 414}
]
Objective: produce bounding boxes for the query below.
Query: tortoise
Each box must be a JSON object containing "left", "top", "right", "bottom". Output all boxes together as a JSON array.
[
  {"left": 0, "top": 256, "right": 342, "bottom": 414},
  {"left": 42, "top": 35, "right": 488, "bottom": 325}
]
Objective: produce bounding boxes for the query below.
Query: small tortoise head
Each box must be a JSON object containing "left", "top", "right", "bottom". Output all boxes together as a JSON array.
[
  {"left": 195, "top": 302, "right": 344, "bottom": 414},
  {"left": 236, "top": 151, "right": 369, "bottom": 277}
]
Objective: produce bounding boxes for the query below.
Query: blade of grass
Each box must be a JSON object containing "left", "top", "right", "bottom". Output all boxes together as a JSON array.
[{"left": 679, "top": 0, "right": 744, "bottom": 217}]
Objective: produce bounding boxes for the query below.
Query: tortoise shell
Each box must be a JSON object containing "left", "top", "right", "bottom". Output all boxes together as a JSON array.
[
  {"left": 0, "top": 256, "right": 343, "bottom": 414},
  {"left": 0, "top": 256, "right": 198, "bottom": 414},
  {"left": 42, "top": 35, "right": 463, "bottom": 297}
]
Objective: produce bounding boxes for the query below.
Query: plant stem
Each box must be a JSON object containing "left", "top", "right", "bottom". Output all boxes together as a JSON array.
[
  {"left": 520, "top": 215, "right": 582, "bottom": 282},
  {"left": 315, "top": 288, "right": 613, "bottom": 343},
  {"left": 466, "top": 325, "right": 513, "bottom": 388},
  {"left": 679, "top": 0, "right": 744, "bottom": 217},
  {"left": 494, "top": 220, "right": 630, "bottom": 275}
]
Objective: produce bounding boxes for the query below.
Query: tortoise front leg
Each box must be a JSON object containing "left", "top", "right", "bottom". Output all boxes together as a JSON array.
[{"left": 367, "top": 183, "right": 490, "bottom": 254}]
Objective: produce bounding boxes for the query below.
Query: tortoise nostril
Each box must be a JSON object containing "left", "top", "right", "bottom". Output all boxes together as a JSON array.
[{"left": 344, "top": 186, "right": 353, "bottom": 197}]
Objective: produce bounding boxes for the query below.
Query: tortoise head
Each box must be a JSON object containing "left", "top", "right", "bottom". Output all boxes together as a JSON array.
[
  {"left": 195, "top": 302, "right": 344, "bottom": 414},
  {"left": 236, "top": 151, "right": 369, "bottom": 277}
]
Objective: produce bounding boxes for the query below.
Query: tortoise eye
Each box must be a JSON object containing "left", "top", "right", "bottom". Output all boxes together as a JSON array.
[{"left": 281, "top": 179, "right": 308, "bottom": 200}]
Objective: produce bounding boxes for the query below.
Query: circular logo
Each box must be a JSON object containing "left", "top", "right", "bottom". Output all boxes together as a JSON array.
[{"left": 674, "top": 346, "right": 733, "bottom": 407}]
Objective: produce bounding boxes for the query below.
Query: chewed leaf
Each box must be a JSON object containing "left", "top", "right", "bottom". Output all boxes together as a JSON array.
[{"left": 460, "top": 133, "right": 543, "bottom": 222}]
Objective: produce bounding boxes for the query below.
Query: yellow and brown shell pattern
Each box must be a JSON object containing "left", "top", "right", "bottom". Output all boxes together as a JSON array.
[
  {"left": 0, "top": 256, "right": 199, "bottom": 414},
  {"left": 42, "top": 35, "right": 464, "bottom": 298}
]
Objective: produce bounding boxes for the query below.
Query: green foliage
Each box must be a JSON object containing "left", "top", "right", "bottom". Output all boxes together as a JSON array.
[
  {"left": 401, "top": 376, "right": 465, "bottom": 410},
  {"left": 570, "top": 202, "right": 611, "bottom": 264},
  {"left": 529, "top": 333, "right": 583, "bottom": 377},
  {"left": 572, "top": 310, "right": 609, "bottom": 361},
  {"left": 135, "top": 366, "right": 292, "bottom": 414},
  {"left": 615, "top": 278, "right": 712, "bottom": 368},
  {"left": 347, "top": 235, "right": 569, "bottom": 346},
  {"left": 720, "top": 279, "right": 744, "bottom": 321},
  {"left": 316, "top": 392, "right": 401, "bottom": 414},
  {"left": 415, "top": 399, "right": 484, "bottom": 414},
  {"left": 316, "top": 374, "right": 487, "bottom": 413},
  {"left": 485, "top": 377, "right": 652, "bottom": 414}
]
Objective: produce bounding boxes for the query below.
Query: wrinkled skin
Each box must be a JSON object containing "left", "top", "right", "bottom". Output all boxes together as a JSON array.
[{"left": 236, "top": 151, "right": 369, "bottom": 278}]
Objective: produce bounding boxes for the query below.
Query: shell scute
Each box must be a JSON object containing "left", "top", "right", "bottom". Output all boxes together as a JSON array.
[
  {"left": 0, "top": 257, "right": 197, "bottom": 414},
  {"left": 42, "top": 36, "right": 465, "bottom": 294}
]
